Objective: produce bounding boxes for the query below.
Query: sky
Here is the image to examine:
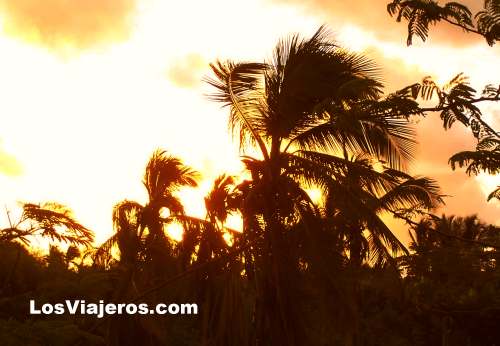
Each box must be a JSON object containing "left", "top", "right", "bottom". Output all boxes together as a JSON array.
[{"left": 0, "top": 0, "right": 497, "bottom": 245}]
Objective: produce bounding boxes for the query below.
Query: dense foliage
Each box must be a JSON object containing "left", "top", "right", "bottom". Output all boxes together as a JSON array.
[{"left": 0, "top": 213, "right": 499, "bottom": 345}]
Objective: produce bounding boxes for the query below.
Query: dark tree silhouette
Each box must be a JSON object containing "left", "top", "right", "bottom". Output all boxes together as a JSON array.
[{"left": 206, "top": 26, "right": 443, "bottom": 345}]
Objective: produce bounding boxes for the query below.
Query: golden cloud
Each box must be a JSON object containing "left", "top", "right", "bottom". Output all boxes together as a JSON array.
[
  {"left": 413, "top": 114, "right": 499, "bottom": 225},
  {"left": 270, "top": 0, "right": 483, "bottom": 47},
  {"left": 167, "top": 53, "right": 207, "bottom": 88},
  {"left": 0, "top": 0, "right": 136, "bottom": 52},
  {"left": 357, "top": 48, "right": 499, "bottom": 224},
  {"left": 0, "top": 145, "right": 22, "bottom": 177}
]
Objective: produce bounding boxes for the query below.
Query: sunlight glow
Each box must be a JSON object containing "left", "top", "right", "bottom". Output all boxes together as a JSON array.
[
  {"left": 306, "top": 188, "right": 323, "bottom": 205},
  {"left": 337, "top": 25, "right": 375, "bottom": 52},
  {"left": 166, "top": 222, "right": 183, "bottom": 242},
  {"left": 225, "top": 214, "right": 243, "bottom": 233},
  {"left": 477, "top": 174, "right": 499, "bottom": 203},
  {"left": 0, "top": 0, "right": 498, "bottom": 247}
]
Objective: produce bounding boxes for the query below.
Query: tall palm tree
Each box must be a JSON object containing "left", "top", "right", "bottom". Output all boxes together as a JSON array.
[
  {"left": 92, "top": 150, "right": 199, "bottom": 346},
  {"left": 206, "top": 26, "right": 442, "bottom": 345},
  {"left": 94, "top": 149, "right": 198, "bottom": 275},
  {"left": 179, "top": 175, "right": 253, "bottom": 346}
]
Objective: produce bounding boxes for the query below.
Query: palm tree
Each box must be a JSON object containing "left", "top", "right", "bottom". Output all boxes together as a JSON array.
[
  {"left": 92, "top": 150, "right": 199, "bottom": 345},
  {"left": 403, "top": 214, "right": 500, "bottom": 289},
  {"left": 181, "top": 175, "right": 252, "bottom": 346},
  {"left": 321, "top": 154, "right": 442, "bottom": 267},
  {"left": 180, "top": 174, "right": 239, "bottom": 265},
  {"left": 94, "top": 149, "right": 198, "bottom": 276},
  {"left": 93, "top": 149, "right": 201, "bottom": 311},
  {"left": 204, "top": 175, "right": 239, "bottom": 230},
  {"left": 206, "top": 26, "right": 443, "bottom": 345}
]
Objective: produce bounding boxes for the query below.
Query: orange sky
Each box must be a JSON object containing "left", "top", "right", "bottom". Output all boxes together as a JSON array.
[{"left": 0, "top": 0, "right": 497, "bottom": 245}]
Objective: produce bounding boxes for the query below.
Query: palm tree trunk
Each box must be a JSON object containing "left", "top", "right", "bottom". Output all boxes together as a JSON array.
[{"left": 256, "top": 185, "right": 297, "bottom": 346}]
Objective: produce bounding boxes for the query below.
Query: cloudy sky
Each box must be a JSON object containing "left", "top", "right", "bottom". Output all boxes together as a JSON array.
[{"left": 0, "top": 0, "right": 497, "bottom": 245}]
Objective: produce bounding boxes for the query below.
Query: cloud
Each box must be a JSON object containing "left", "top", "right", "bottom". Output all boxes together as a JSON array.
[
  {"left": 367, "top": 49, "right": 428, "bottom": 90},
  {"left": 0, "top": 143, "right": 22, "bottom": 177},
  {"left": 432, "top": 171, "right": 499, "bottom": 225},
  {"left": 356, "top": 44, "right": 499, "bottom": 225},
  {"left": 0, "top": 0, "right": 136, "bottom": 52},
  {"left": 412, "top": 113, "right": 499, "bottom": 225},
  {"left": 269, "top": 0, "right": 485, "bottom": 47},
  {"left": 167, "top": 53, "right": 207, "bottom": 88}
]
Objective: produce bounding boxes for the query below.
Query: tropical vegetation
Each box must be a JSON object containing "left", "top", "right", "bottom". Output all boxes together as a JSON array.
[{"left": 0, "top": 1, "right": 499, "bottom": 345}]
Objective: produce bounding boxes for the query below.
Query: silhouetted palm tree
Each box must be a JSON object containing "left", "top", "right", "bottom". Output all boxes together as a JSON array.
[
  {"left": 92, "top": 150, "right": 199, "bottom": 345},
  {"left": 323, "top": 154, "right": 442, "bottom": 266},
  {"left": 206, "top": 26, "right": 442, "bottom": 345},
  {"left": 94, "top": 149, "right": 198, "bottom": 275}
]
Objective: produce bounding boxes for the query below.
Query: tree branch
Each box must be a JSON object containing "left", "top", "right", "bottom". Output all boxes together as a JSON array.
[
  {"left": 441, "top": 17, "right": 483, "bottom": 37},
  {"left": 418, "top": 96, "right": 500, "bottom": 138}
]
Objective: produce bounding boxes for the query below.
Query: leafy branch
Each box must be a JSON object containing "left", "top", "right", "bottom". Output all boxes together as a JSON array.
[
  {"left": 389, "top": 74, "right": 500, "bottom": 200},
  {"left": 0, "top": 202, "right": 94, "bottom": 247},
  {"left": 388, "top": 0, "right": 500, "bottom": 46}
]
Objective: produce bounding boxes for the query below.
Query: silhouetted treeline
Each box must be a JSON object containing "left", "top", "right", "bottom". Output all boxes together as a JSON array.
[{"left": 0, "top": 213, "right": 499, "bottom": 345}]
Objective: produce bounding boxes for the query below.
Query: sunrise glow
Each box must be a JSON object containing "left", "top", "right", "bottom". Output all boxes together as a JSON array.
[{"left": 0, "top": 0, "right": 497, "bottom": 247}]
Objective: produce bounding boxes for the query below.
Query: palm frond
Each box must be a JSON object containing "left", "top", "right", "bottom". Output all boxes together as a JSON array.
[
  {"left": 143, "top": 149, "right": 199, "bottom": 201},
  {"left": 205, "top": 174, "right": 238, "bottom": 225},
  {"left": 288, "top": 105, "right": 417, "bottom": 170},
  {"left": 365, "top": 211, "right": 409, "bottom": 258},
  {"left": 205, "top": 60, "right": 270, "bottom": 157},
  {"left": 266, "top": 26, "right": 383, "bottom": 140},
  {"left": 92, "top": 233, "right": 119, "bottom": 267},
  {"left": 20, "top": 202, "right": 94, "bottom": 246},
  {"left": 112, "top": 200, "right": 143, "bottom": 264},
  {"left": 366, "top": 232, "right": 397, "bottom": 267},
  {"left": 377, "top": 176, "right": 444, "bottom": 213},
  {"left": 325, "top": 179, "right": 409, "bottom": 263},
  {"left": 154, "top": 195, "right": 185, "bottom": 215},
  {"left": 171, "top": 214, "right": 232, "bottom": 265},
  {"left": 291, "top": 151, "right": 403, "bottom": 196}
]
